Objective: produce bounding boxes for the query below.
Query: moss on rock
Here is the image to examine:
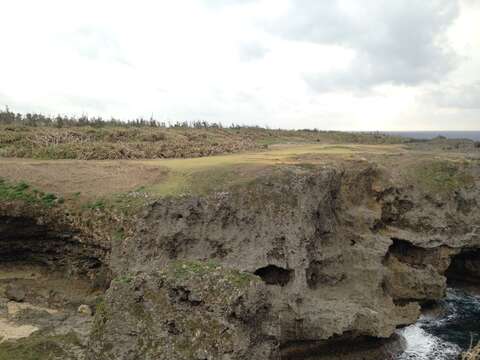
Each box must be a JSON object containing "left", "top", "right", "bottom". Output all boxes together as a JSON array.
[
  {"left": 408, "top": 160, "right": 475, "bottom": 195},
  {"left": 0, "top": 332, "right": 83, "bottom": 360},
  {"left": 88, "top": 261, "right": 278, "bottom": 360}
]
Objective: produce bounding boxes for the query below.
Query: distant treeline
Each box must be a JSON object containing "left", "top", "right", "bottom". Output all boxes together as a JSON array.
[
  {"left": 0, "top": 107, "right": 398, "bottom": 137},
  {"left": 0, "top": 107, "right": 235, "bottom": 129},
  {"left": 0, "top": 107, "right": 345, "bottom": 133}
]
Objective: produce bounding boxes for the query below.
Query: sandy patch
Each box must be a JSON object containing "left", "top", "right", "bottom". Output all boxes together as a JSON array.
[
  {"left": 0, "top": 318, "right": 38, "bottom": 342},
  {"left": 7, "top": 301, "right": 58, "bottom": 316}
]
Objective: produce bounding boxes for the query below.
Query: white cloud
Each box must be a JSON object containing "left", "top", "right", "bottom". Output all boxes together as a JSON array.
[
  {"left": 268, "top": 0, "right": 460, "bottom": 90},
  {"left": 0, "top": 0, "right": 478, "bottom": 130}
]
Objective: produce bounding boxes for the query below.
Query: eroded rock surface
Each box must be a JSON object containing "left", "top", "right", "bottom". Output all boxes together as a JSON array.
[
  {"left": 2, "top": 155, "right": 480, "bottom": 359},
  {"left": 88, "top": 261, "right": 279, "bottom": 360},
  {"left": 106, "top": 160, "right": 480, "bottom": 358}
]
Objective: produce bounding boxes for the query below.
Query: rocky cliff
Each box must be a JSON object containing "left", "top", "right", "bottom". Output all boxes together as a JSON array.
[
  {"left": 1, "top": 152, "right": 480, "bottom": 359},
  {"left": 93, "top": 157, "right": 480, "bottom": 359}
]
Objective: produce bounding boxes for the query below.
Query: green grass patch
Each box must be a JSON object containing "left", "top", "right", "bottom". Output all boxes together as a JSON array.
[
  {"left": 115, "top": 273, "right": 134, "bottom": 285},
  {"left": 83, "top": 199, "right": 106, "bottom": 210},
  {"left": 112, "top": 229, "right": 125, "bottom": 242},
  {"left": 146, "top": 163, "right": 261, "bottom": 197},
  {"left": 171, "top": 260, "right": 220, "bottom": 279},
  {"left": 409, "top": 160, "right": 475, "bottom": 194},
  {"left": 0, "top": 178, "right": 60, "bottom": 208},
  {"left": 170, "top": 260, "right": 257, "bottom": 288}
]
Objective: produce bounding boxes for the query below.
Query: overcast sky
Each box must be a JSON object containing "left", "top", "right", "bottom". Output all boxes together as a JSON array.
[{"left": 1, "top": 0, "right": 479, "bottom": 130}]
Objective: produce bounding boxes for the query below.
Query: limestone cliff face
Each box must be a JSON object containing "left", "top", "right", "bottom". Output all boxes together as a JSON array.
[{"left": 96, "top": 160, "right": 480, "bottom": 359}]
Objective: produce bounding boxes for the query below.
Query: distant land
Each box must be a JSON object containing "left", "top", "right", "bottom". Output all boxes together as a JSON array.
[{"left": 384, "top": 131, "right": 480, "bottom": 141}]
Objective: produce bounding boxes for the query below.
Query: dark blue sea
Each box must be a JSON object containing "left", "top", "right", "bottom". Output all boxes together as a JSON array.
[
  {"left": 384, "top": 131, "right": 480, "bottom": 142},
  {"left": 397, "top": 288, "right": 480, "bottom": 359}
]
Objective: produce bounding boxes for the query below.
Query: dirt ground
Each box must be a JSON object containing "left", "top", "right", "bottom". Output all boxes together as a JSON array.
[
  {"left": 0, "top": 143, "right": 477, "bottom": 201},
  {"left": 0, "top": 159, "right": 169, "bottom": 199}
]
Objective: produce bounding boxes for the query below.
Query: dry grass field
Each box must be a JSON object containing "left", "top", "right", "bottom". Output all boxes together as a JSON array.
[
  {"left": 0, "top": 143, "right": 407, "bottom": 201},
  {"left": 0, "top": 122, "right": 407, "bottom": 160}
]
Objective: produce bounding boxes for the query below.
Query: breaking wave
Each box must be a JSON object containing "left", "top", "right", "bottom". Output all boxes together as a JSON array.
[{"left": 396, "top": 288, "right": 480, "bottom": 359}]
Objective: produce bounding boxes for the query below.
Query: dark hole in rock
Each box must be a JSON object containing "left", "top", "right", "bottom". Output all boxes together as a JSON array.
[
  {"left": 254, "top": 265, "right": 292, "bottom": 286},
  {"left": 446, "top": 248, "right": 480, "bottom": 285},
  {"left": 0, "top": 215, "right": 110, "bottom": 290},
  {"left": 388, "top": 238, "right": 419, "bottom": 257},
  {"left": 280, "top": 331, "right": 405, "bottom": 360},
  {"left": 385, "top": 238, "right": 431, "bottom": 269}
]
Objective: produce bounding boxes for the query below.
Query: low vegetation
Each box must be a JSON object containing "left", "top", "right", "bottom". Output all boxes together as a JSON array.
[
  {"left": 0, "top": 109, "right": 408, "bottom": 160},
  {"left": 169, "top": 260, "right": 258, "bottom": 289},
  {"left": 0, "top": 178, "right": 61, "bottom": 208},
  {"left": 0, "top": 136, "right": 407, "bottom": 200},
  {"left": 408, "top": 160, "right": 475, "bottom": 195},
  {"left": 0, "top": 331, "right": 82, "bottom": 360}
]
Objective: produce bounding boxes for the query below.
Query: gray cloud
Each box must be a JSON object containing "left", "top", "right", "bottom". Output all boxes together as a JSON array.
[
  {"left": 269, "top": 0, "right": 460, "bottom": 91},
  {"left": 428, "top": 82, "right": 480, "bottom": 109}
]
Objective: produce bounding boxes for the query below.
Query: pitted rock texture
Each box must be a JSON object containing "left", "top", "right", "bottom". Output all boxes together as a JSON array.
[
  {"left": 107, "top": 160, "right": 480, "bottom": 358},
  {"left": 4, "top": 158, "right": 479, "bottom": 359},
  {"left": 88, "top": 261, "right": 279, "bottom": 360}
]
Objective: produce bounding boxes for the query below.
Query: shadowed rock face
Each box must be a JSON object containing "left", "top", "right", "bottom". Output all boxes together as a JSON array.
[
  {"left": 0, "top": 217, "right": 109, "bottom": 360},
  {"left": 447, "top": 249, "right": 480, "bottom": 283},
  {"left": 384, "top": 239, "right": 458, "bottom": 302},
  {"left": 0, "top": 215, "right": 107, "bottom": 280},
  {"left": 254, "top": 265, "right": 293, "bottom": 287}
]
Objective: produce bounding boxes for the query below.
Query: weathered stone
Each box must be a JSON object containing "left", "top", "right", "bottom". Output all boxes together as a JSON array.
[
  {"left": 88, "top": 262, "right": 279, "bottom": 360},
  {"left": 5, "top": 284, "right": 26, "bottom": 302},
  {"left": 106, "top": 162, "right": 480, "bottom": 357},
  {"left": 2, "top": 156, "right": 480, "bottom": 359}
]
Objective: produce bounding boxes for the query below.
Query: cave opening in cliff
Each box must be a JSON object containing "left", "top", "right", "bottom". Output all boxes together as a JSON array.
[
  {"left": 0, "top": 215, "right": 109, "bottom": 289},
  {"left": 254, "top": 264, "right": 293, "bottom": 286},
  {"left": 280, "top": 332, "right": 405, "bottom": 360},
  {"left": 446, "top": 248, "right": 480, "bottom": 285},
  {"left": 0, "top": 215, "right": 109, "bottom": 351}
]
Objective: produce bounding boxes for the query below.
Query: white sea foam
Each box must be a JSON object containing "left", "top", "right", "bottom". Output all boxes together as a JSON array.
[{"left": 397, "top": 325, "right": 461, "bottom": 360}]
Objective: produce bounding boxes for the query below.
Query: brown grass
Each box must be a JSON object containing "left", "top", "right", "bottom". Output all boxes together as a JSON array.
[
  {"left": 0, "top": 126, "right": 260, "bottom": 160},
  {"left": 0, "top": 158, "right": 169, "bottom": 200},
  {"left": 0, "top": 143, "right": 406, "bottom": 202},
  {"left": 0, "top": 125, "right": 408, "bottom": 160}
]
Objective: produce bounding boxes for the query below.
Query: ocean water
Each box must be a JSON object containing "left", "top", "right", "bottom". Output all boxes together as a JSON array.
[
  {"left": 397, "top": 288, "right": 480, "bottom": 359},
  {"left": 384, "top": 131, "right": 480, "bottom": 142}
]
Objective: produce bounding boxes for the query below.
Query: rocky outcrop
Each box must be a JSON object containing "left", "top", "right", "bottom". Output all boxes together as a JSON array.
[
  {"left": 91, "top": 160, "right": 476, "bottom": 358},
  {"left": 88, "top": 261, "right": 279, "bottom": 360},
  {"left": 118, "top": 166, "right": 418, "bottom": 345},
  {"left": 2, "top": 158, "right": 480, "bottom": 359},
  {"left": 447, "top": 249, "right": 480, "bottom": 283},
  {"left": 384, "top": 240, "right": 459, "bottom": 301}
]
